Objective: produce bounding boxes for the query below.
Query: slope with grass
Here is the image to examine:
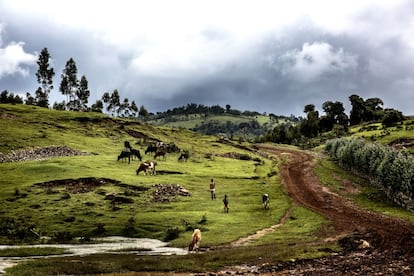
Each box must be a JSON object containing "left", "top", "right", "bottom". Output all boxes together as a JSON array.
[
  {"left": 0, "top": 104, "right": 298, "bottom": 249},
  {"left": 3, "top": 104, "right": 414, "bottom": 275}
]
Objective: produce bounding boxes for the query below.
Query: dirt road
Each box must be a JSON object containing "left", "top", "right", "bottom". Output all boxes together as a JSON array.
[{"left": 250, "top": 145, "right": 414, "bottom": 275}]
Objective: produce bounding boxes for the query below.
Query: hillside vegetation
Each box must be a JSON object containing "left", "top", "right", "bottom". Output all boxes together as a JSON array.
[
  {"left": 3, "top": 104, "right": 414, "bottom": 275},
  {"left": 0, "top": 104, "right": 297, "bottom": 248}
]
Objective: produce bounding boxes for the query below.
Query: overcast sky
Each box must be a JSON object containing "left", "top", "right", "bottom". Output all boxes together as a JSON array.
[{"left": 0, "top": 0, "right": 413, "bottom": 116}]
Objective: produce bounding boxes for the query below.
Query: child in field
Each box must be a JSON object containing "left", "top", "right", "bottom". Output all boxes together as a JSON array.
[
  {"left": 209, "top": 178, "right": 216, "bottom": 200},
  {"left": 223, "top": 194, "right": 229, "bottom": 213}
]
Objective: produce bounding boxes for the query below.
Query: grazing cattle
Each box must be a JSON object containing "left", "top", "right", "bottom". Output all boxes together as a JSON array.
[
  {"left": 188, "top": 229, "right": 201, "bottom": 252},
  {"left": 145, "top": 145, "right": 157, "bottom": 155},
  {"left": 136, "top": 161, "right": 157, "bottom": 175},
  {"left": 178, "top": 152, "right": 189, "bottom": 162},
  {"left": 262, "top": 193, "right": 270, "bottom": 210},
  {"left": 118, "top": 150, "right": 131, "bottom": 164},
  {"left": 124, "top": 141, "right": 132, "bottom": 149},
  {"left": 130, "top": 148, "right": 142, "bottom": 161},
  {"left": 154, "top": 150, "right": 167, "bottom": 160}
]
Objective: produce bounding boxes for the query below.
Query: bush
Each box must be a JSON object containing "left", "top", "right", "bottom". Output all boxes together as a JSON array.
[
  {"left": 165, "top": 227, "right": 180, "bottom": 241},
  {"left": 325, "top": 138, "right": 414, "bottom": 210}
]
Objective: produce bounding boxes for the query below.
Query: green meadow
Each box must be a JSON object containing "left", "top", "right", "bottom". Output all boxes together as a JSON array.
[{"left": 1, "top": 104, "right": 412, "bottom": 275}]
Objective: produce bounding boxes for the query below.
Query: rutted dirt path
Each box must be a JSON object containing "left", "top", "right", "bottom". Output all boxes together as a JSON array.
[{"left": 252, "top": 145, "right": 414, "bottom": 275}]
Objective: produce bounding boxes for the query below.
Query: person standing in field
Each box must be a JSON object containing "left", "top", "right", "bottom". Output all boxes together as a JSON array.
[
  {"left": 209, "top": 178, "right": 216, "bottom": 200},
  {"left": 223, "top": 194, "right": 229, "bottom": 213}
]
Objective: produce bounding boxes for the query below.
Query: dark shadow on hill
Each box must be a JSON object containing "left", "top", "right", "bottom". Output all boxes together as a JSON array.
[
  {"left": 155, "top": 170, "right": 184, "bottom": 175},
  {"left": 34, "top": 177, "right": 148, "bottom": 194}
]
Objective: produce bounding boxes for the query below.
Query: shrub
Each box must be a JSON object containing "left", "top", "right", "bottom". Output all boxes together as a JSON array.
[{"left": 165, "top": 227, "right": 180, "bottom": 241}]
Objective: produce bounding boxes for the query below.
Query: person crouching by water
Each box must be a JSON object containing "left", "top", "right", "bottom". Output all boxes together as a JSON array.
[
  {"left": 209, "top": 178, "right": 216, "bottom": 200},
  {"left": 223, "top": 194, "right": 229, "bottom": 213}
]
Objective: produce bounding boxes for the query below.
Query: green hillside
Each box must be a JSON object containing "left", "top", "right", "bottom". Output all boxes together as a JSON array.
[{"left": 0, "top": 104, "right": 296, "bottom": 248}]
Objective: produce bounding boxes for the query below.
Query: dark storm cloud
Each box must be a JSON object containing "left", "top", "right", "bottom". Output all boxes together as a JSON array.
[{"left": 1, "top": 1, "right": 413, "bottom": 116}]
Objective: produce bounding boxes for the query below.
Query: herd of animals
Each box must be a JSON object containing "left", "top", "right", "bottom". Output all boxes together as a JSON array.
[
  {"left": 117, "top": 140, "right": 267, "bottom": 252},
  {"left": 117, "top": 141, "right": 189, "bottom": 175}
]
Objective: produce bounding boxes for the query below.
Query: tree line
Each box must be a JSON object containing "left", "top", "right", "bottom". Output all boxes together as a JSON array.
[
  {"left": 0, "top": 47, "right": 149, "bottom": 119},
  {"left": 259, "top": 95, "right": 404, "bottom": 146}
]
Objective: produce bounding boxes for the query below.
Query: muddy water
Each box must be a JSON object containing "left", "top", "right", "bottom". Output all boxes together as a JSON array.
[{"left": 0, "top": 236, "right": 187, "bottom": 274}]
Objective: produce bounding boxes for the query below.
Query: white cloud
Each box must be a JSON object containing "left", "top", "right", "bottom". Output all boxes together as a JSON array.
[
  {"left": 0, "top": 38, "right": 37, "bottom": 79},
  {"left": 0, "top": 21, "right": 37, "bottom": 78},
  {"left": 275, "top": 42, "right": 358, "bottom": 82}
]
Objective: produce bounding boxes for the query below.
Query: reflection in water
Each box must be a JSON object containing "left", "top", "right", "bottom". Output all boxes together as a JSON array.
[{"left": 0, "top": 236, "right": 187, "bottom": 274}]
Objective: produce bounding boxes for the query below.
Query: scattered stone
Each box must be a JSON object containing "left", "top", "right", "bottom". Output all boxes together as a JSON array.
[
  {"left": 151, "top": 184, "right": 191, "bottom": 203},
  {"left": 0, "top": 145, "right": 88, "bottom": 163}
]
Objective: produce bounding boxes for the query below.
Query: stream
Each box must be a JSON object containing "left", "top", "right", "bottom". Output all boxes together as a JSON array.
[{"left": 0, "top": 236, "right": 188, "bottom": 274}]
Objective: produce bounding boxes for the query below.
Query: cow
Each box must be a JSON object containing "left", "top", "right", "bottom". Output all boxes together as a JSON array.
[
  {"left": 178, "top": 151, "right": 189, "bottom": 162},
  {"left": 145, "top": 145, "right": 158, "bottom": 155},
  {"left": 136, "top": 161, "right": 157, "bottom": 175},
  {"left": 188, "top": 228, "right": 201, "bottom": 252},
  {"left": 118, "top": 150, "right": 131, "bottom": 164},
  {"left": 154, "top": 150, "right": 167, "bottom": 161},
  {"left": 130, "top": 148, "right": 142, "bottom": 161}
]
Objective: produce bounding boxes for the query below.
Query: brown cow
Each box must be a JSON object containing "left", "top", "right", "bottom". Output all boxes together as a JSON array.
[{"left": 136, "top": 161, "right": 157, "bottom": 175}]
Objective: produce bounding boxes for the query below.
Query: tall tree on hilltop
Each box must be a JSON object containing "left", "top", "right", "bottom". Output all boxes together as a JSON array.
[
  {"left": 102, "top": 92, "right": 111, "bottom": 114},
  {"left": 139, "top": 105, "right": 148, "bottom": 119},
  {"left": 60, "top": 58, "right": 79, "bottom": 110},
  {"left": 300, "top": 104, "right": 319, "bottom": 138},
  {"left": 35, "top": 48, "right": 55, "bottom": 108},
  {"left": 130, "top": 100, "right": 138, "bottom": 118},
  {"left": 349, "top": 94, "right": 365, "bottom": 125},
  {"left": 109, "top": 89, "right": 120, "bottom": 116},
  {"left": 77, "top": 75, "right": 90, "bottom": 111}
]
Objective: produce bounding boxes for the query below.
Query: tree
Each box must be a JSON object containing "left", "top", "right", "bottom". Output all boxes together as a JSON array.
[
  {"left": 109, "top": 89, "right": 120, "bottom": 116},
  {"left": 300, "top": 104, "right": 319, "bottom": 138},
  {"left": 130, "top": 100, "right": 138, "bottom": 118},
  {"left": 139, "top": 105, "right": 148, "bottom": 119},
  {"left": 102, "top": 92, "right": 111, "bottom": 114},
  {"left": 226, "top": 104, "right": 231, "bottom": 112},
  {"left": 349, "top": 94, "right": 365, "bottom": 125},
  {"left": 35, "top": 48, "right": 55, "bottom": 108},
  {"left": 321, "top": 101, "right": 348, "bottom": 132},
  {"left": 90, "top": 100, "right": 103, "bottom": 113},
  {"left": 60, "top": 58, "right": 79, "bottom": 110},
  {"left": 382, "top": 108, "right": 404, "bottom": 127},
  {"left": 0, "top": 90, "right": 23, "bottom": 104},
  {"left": 77, "top": 75, "right": 90, "bottom": 111},
  {"left": 25, "top": 92, "right": 35, "bottom": 105}
]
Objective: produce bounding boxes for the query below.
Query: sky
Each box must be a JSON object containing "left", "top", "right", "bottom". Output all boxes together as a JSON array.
[{"left": 0, "top": 0, "right": 413, "bottom": 116}]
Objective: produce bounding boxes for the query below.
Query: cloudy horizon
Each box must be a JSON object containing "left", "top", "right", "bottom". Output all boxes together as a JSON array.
[{"left": 1, "top": 0, "right": 413, "bottom": 116}]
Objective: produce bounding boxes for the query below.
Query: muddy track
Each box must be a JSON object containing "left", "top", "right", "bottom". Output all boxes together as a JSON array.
[
  {"left": 261, "top": 145, "right": 414, "bottom": 252},
  {"left": 251, "top": 145, "right": 414, "bottom": 275}
]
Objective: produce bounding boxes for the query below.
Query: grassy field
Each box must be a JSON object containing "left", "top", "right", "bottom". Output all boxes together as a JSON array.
[{"left": 2, "top": 104, "right": 412, "bottom": 275}]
